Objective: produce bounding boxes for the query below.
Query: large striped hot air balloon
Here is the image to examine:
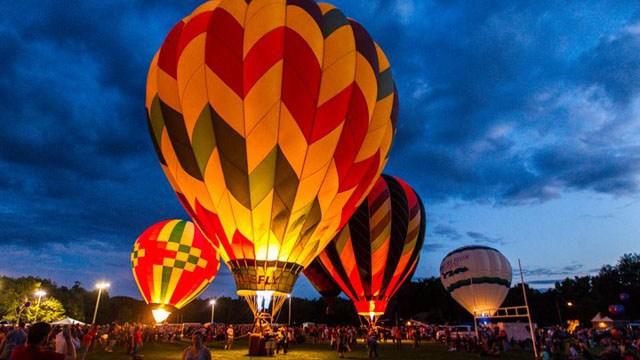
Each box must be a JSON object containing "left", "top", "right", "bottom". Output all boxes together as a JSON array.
[
  {"left": 303, "top": 258, "right": 341, "bottom": 314},
  {"left": 131, "top": 220, "right": 220, "bottom": 323},
  {"left": 315, "top": 175, "right": 426, "bottom": 323},
  {"left": 145, "top": 0, "right": 398, "bottom": 320},
  {"left": 440, "top": 246, "right": 512, "bottom": 316}
]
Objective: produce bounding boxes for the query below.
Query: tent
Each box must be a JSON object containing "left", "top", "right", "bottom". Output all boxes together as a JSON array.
[
  {"left": 51, "top": 317, "right": 85, "bottom": 326},
  {"left": 591, "top": 313, "right": 614, "bottom": 329}
]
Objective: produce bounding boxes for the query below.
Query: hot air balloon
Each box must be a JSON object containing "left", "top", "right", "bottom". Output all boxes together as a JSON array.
[
  {"left": 314, "top": 175, "right": 426, "bottom": 324},
  {"left": 131, "top": 220, "right": 220, "bottom": 323},
  {"left": 303, "top": 258, "right": 342, "bottom": 315},
  {"left": 145, "top": 0, "right": 398, "bottom": 324},
  {"left": 440, "top": 246, "right": 512, "bottom": 316}
]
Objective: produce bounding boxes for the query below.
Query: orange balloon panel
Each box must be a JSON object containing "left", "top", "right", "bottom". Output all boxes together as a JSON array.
[
  {"left": 317, "top": 175, "right": 426, "bottom": 317},
  {"left": 131, "top": 220, "right": 220, "bottom": 309},
  {"left": 146, "top": 0, "right": 398, "bottom": 295}
]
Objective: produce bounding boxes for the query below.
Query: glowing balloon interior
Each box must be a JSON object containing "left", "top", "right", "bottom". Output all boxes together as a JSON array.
[
  {"left": 152, "top": 308, "right": 172, "bottom": 323},
  {"left": 145, "top": 0, "right": 399, "bottom": 322},
  {"left": 131, "top": 220, "right": 220, "bottom": 322},
  {"left": 440, "top": 246, "right": 512, "bottom": 316}
]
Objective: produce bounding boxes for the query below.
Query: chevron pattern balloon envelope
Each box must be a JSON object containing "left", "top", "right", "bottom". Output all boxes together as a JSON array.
[{"left": 145, "top": 0, "right": 398, "bottom": 317}]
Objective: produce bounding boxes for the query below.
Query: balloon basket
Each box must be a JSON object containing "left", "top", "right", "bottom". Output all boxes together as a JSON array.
[
  {"left": 248, "top": 332, "right": 265, "bottom": 356},
  {"left": 247, "top": 312, "right": 273, "bottom": 356}
]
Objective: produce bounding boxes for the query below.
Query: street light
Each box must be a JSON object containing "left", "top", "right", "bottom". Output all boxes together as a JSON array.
[
  {"left": 287, "top": 294, "right": 291, "bottom": 326},
  {"left": 92, "top": 282, "right": 110, "bottom": 324},
  {"left": 34, "top": 290, "right": 46, "bottom": 321},
  {"left": 209, "top": 299, "right": 216, "bottom": 324},
  {"left": 567, "top": 301, "right": 573, "bottom": 307}
]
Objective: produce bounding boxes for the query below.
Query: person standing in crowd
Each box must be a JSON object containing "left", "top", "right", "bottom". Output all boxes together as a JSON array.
[
  {"left": 336, "top": 328, "right": 348, "bottom": 358},
  {"left": 277, "top": 327, "right": 288, "bottom": 354},
  {"left": 0, "top": 323, "right": 26, "bottom": 360},
  {"left": 224, "top": 325, "right": 234, "bottom": 350},
  {"left": 55, "top": 326, "right": 79, "bottom": 360},
  {"left": 10, "top": 322, "right": 76, "bottom": 360},
  {"left": 130, "top": 325, "right": 143, "bottom": 359},
  {"left": 367, "top": 328, "right": 378, "bottom": 359},
  {"left": 392, "top": 326, "right": 402, "bottom": 350},
  {"left": 412, "top": 325, "right": 420, "bottom": 348},
  {"left": 181, "top": 334, "right": 211, "bottom": 360},
  {"left": 81, "top": 325, "right": 97, "bottom": 352}
]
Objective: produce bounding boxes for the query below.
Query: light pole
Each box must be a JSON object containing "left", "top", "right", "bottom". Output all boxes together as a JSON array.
[
  {"left": 209, "top": 299, "right": 216, "bottom": 324},
  {"left": 92, "top": 282, "right": 110, "bottom": 324},
  {"left": 555, "top": 299, "right": 563, "bottom": 326},
  {"left": 34, "top": 289, "right": 46, "bottom": 321},
  {"left": 287, "top": 294, "right": 291, "bottom": 326}
]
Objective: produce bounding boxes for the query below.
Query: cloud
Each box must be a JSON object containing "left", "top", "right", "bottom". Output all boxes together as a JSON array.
[
  {"left": 432, "top": 224, "right": 463, "bottom": 241},
  {"left": 427, "top": 223, "right": 506, "bottom": 251},
  {"left": 527, "top": 279, "right": 561, "bottom": 286},
  {"left": 562, "top": 264, "right": 584, "bottom": 272},
  {"left": 378, "top": 1, "right": 640, "bottom": 205},
  {"left": 466, "top": 231, "right": 505, "bottom": 245},
  {"left": 521, "top": 263, "right": 585, "bottom": 278}
]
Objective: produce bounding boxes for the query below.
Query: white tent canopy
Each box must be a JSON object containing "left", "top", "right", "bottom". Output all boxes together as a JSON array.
[
  {"left": 591, "top": 313, "right": 613, "bottom": 323},
  {"left": 51, "top": 317, "right": 85, "bottom": 326}
]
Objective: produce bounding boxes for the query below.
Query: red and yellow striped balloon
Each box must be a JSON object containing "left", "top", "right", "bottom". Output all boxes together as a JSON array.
[
  {"left": 145, "top": 0, "right": 398, "bottom": 306},
  {"left": 131, "top": 220, "right": 220, "bottom": 321},
  {"left": 316, "top": 175, "right": 426, "bottom": 322}
]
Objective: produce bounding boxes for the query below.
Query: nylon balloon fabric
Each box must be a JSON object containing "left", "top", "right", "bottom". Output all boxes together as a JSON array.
[
  {"left": 145, "top": 0, "right": 398, "bottom": 296},
  {"left": 316, "top": 175, "right": 426, "bottom": 319},
  {"left": 439, "top": 245, "right": 512, "bottom": 316},
  {"left": 131, "top": 220, "right": 220, "bottom": 311},
  {"left": 303, "top": 258, "right": 342, "bottom": 298}
]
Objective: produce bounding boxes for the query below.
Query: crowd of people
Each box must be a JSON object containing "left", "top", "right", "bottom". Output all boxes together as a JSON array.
[
  {"left": 538, "top": 326, "right": 640, "bottom": 359},
  {"left": 0, "top": 319, "right": 639, "bottom": 359}
]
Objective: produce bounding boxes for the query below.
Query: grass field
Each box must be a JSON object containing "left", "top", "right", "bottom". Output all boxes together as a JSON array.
[{"left": 85, "top": 340, "right": 535, "bottom": 359}]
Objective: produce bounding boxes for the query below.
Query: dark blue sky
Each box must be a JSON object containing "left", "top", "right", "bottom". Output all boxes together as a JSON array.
[{"left": 1, "top": 0, "right": 639, "bottom": 299}]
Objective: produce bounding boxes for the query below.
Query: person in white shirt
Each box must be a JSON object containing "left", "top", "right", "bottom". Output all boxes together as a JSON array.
[{"left": 55, "top": 326, "right": 79, "bottom": 360}]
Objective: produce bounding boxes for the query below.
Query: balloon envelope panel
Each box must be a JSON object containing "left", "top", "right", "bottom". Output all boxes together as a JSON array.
[
  {"left": 145, "top": 0, "right": 398, "bottom": 296},
  {"left": 440, "top": 246, "right": 512, "bottom": 316},
  {"left": 131, "top": 220, "right": 220, "bottom": 310},
  {"left": 303, "top": 258, "right": 342, "bottom": 298}
]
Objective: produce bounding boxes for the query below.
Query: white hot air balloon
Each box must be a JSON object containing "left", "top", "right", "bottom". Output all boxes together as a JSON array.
[{"left": 440, "top": 246, "right": 512, "bottom": 316}]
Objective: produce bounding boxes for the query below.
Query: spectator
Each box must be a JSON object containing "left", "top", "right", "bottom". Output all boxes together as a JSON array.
[
  {"left": 0, "top": 323, "right": 27, "bottom": 360},
  {"left": 181, "top": 334, "right": 211, "bottom": 360},
  {"left": 224, "top": 325, "right": 234, "bottom": 350},
  {"left": 367, "top": 328, "right": 378, "bottom": 359},
  {"left": 10, "top": 322, "right": 76, "bottom": 360}
]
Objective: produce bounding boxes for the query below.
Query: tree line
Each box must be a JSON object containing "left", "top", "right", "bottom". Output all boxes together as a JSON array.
[{"left": 1, "top": 253, "right": 637, "bottom": 326}]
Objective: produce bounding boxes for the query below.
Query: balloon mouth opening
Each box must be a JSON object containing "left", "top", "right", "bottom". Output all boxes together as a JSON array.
[
  {"left": 357, "top": 311, "right": 384, "bottom": 317},
  {"left": 473, "top": 308, "right": 495, "bottom": 317},
  {"left": 256, "top": 291, "right": 274, "bottom": 312},
  {"left": 354, "top": 299, "right": 386, "bottom": 319},
  {"left": 152, "top": 308, "right": 172, "bottom": 323},
  {"left": 237, "top": 289, "right": 289, "bottom": 297}
]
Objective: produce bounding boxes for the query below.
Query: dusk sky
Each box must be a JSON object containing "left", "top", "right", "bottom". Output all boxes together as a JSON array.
[{"left": 1, "top": 0, "right": 639, "bottom": 300}]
